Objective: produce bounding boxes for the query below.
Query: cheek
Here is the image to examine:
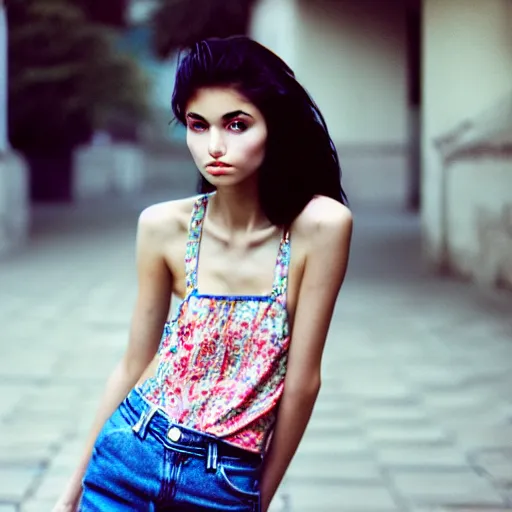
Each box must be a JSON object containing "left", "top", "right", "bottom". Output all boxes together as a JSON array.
[
  {"left": 186, "top": 131, "right": 195, "bottom": 153},
  {"left": 236, "top": 132, "right": 267, "bottom": 165},
  {"left": 186, "top": 133, "right": 205, "bottom": 160}
]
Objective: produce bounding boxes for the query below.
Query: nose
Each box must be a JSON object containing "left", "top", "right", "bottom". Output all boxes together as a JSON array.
[{"left": 208, "top": 129, "right": 226, "bottom": 158}]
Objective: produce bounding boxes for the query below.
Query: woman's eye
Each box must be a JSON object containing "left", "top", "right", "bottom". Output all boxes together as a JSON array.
[
  {"left": 229, "top": 120, "right": 247, "bottom": 132},
  {"left": 189, "top": 122, "right": 207, "bottom": 132}
]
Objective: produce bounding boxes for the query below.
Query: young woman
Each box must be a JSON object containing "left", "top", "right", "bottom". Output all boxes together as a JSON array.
[{"left": 54, "top": 35, "right": 352, "bottom": 512}]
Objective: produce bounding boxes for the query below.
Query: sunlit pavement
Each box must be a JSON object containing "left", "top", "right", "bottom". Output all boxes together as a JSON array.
[{"left": 0, "top": 186, "right": 511, "bottom": 512}]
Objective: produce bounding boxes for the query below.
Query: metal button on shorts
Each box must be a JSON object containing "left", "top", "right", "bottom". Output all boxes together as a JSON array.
[{"left": 167, "top": 427, "right": 182, "bottom": 442}]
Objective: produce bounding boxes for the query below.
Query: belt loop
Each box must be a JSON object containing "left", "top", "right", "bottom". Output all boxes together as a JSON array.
[
  {"left": 206, "top": 442, "right": 218, "bottom": 472},
  {"left": 132, "top": 404, "right": 158, "bottom": 439}
]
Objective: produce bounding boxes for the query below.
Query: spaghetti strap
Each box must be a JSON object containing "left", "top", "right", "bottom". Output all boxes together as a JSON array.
[
  {"left": 185, "top": 194, "right": 210, "bottom": 295},
  {"left": 185, "top": 192, "right": 291, "bottom": 302},
  {"left": 271, "top": 229, "right": 291, "bottom": 303}
]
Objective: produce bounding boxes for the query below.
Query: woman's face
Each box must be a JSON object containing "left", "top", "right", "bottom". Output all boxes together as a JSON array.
[{"left": 185, "top": 87, "right": 268, "bottom": 188}]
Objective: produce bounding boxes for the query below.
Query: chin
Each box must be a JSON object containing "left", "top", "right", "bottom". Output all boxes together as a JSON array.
[
  {"left": 199, "top": 169, "right": 259, "bottom": 190},
  {"left": 201, "top": 173, "right": 239, "bottom": 185}
]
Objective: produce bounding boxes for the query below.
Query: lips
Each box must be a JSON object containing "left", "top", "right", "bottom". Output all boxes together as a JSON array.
[
  {"left": 206, "top": 161, "right": 231, "bottom": 168},
  {"left": 206, "top": 167, "right": 231, "bottom": 176},
  {"left": 205, "top": 161, "right": 233, "bottom": 176}
]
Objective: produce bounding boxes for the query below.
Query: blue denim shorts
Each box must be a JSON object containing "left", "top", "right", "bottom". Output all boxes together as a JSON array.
[{"left": 80, "top": 388, "right": 262, "bottom": 511}]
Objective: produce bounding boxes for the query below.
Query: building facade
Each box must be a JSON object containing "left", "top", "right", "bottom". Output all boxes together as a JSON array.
[{"left": 250, "top": 0, "right": 512, "bottom": 289}]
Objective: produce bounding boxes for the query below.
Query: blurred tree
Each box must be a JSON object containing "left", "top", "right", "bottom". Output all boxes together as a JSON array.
[
  {"left": 7, "top": 0, "right": 149, "bottom": 201},
  {"left": 151, "top": 0, "right": 257, "bottom": 59},
  {"left": 75, "top": 0, "right": 128, "bottom": 28}
]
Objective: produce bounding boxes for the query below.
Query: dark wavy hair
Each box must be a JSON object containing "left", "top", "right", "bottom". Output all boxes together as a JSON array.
[{"left": 172, "top": 36, "right": 348, "bottom": 227}]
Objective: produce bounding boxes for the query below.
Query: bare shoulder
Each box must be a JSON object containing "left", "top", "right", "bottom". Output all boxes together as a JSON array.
[
  {"left": 137, "top": 195, "right": 201, "bottom": 240},
  {"left": 292, "top": 195, "right": 353, "bottom": 245},
  {"left": 287, "top": 196, "right": 352, "bottom": 315}
]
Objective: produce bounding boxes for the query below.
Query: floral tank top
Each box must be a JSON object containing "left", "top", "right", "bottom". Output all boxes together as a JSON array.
[{"left": 137, "top": 193, "right": 291, "bottom": 453}]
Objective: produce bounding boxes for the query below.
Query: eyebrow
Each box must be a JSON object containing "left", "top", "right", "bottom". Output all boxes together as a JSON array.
[{"left": 186, "top": 110, "right": 253, "bottom": 122}]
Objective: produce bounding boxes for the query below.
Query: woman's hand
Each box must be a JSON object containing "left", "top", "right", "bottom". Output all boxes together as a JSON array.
[
  {"left": 52, "top": 493, "right": 80, "bottom": 512},
  {"left": 52, "top": 503, "right": 76, "bottom": 512}
]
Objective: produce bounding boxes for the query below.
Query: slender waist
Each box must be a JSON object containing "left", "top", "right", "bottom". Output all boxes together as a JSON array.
[{"left": 123, "top": 388, "right": 263, "bottom": 465}]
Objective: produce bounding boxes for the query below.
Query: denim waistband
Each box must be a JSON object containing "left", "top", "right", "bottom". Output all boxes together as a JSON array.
[{"left": 122, "top": 388, "right": 262, "bottom": 470}]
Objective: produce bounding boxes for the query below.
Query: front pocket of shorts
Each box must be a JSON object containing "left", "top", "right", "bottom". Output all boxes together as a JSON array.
[
  {"left": 84, "top": 418, "right": 137, "bottom": 489},
  {"left": 93, "top": 409, "right": 133, "bottom": 452},
  {"left": 217, "top": 462, "right": 260, "bottom": 499}
]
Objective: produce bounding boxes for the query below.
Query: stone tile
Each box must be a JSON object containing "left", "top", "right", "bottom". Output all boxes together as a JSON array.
[
  {"left": 502, "top": 487, "right": 512, "bottom": 504},
  {"left": 334, "top": 372, "right": 416, "bottom": 405},
  {"left": 0, "top": 439, "right": 54, "bottom": 467},
  {"left": 0, "top": 423, "right": 66, "bottom": 446},
  {"left": 365, "top": 423, "right": 452, "bottom": 446},
  {"left": 47, "top": 441, "right": 84, "bottom": 472},
  {"left": 55, "top": 355, "right": 120, "bottom": 380},
  {"left": 72, "top": 424, "right": 94, "bottom": 439},
  {"left": 0, "top": 385, "right": 25, "bottom": 417},
  {"left": 286, "top": 482, "right": 399, "bottom": 510},
  {"left": 435, "top": 403, "right": 512, "bottom": 431},
  {"left": 0, "top": 351, "right": 59, "bottom": 380},
  {"left": 455, "top": 426, "right": 512, "bottom": 451},
  {"left": 298, "top": 432, "right": 373, "bottom": 458},
  {"left": 32, "top": 472, "right": 71, "bottom": 501},
  {"left": 372, "top": 339, "right": 431, "bottom": 361},
  {"left": 471, "top": 450, "right": 512, "bottom": 486},
  {"left": 375, "top": 446, "right": 469, "bottom": 469},
  {"left": 360, "top": 404, "right": 431, "bottom": 423},
  {"left": 315, "top": 386, "right": 358, "bottom": 404},
  {"left": 0, "top": 467, "right": 39, "bottom": 501},
  {"left": 412, "top": 508, "right": 512, "bottom": 512},
  {"left": 390, "top": 470, "right": 506, "bottom": 506},
  {"left": 322, "top": 339, "right": 381, "bottom": 362},
  {"left": 423, "top": 390, "right": 505, "bottom": 413},
  {"left": 305, "top": 415, "right": 362, "bottom": 435},
  {"left": 288, "top": 453, "right": 382, "bottom": 482},
  {"left": 399, "top": 364, "right": 475, "bottom": 389},
  {"left": 4, "top": 408, "right": 77, "bottom": 432},
  {"left": 267, "top": 493, "right": 287, "bottom": 512},
  {"left": 20, "top": 499, "right": 56, "bottom": 512},
  {"left": 20, "top": 383, "right": 82, "bottom": 401},
  {"left": 311, "top": 399, "right": 359, "bottom": 416},
  {"left": 0, "top": 505, "right": 18, "bottom": 512}
]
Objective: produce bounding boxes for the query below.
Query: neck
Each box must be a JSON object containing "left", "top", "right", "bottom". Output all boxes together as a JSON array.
[{"left": 208, "top": 182, "right": 270, "bottom": 234}]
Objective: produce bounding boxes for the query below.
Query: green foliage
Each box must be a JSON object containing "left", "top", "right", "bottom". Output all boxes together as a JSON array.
[
  {"left": 7, "top": 0, "right": 149, "bottom": 153},
  {"left": 151, "top": 0, "right": 257, "bottom": 59}
]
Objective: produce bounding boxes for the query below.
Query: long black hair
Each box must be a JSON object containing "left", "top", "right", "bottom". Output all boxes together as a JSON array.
[{"left": 172, "top": 36, "right": 348, "bottom": 227}]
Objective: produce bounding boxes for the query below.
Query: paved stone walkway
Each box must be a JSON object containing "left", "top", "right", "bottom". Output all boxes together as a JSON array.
[{"left": 0, "top": 190, "right": 511, "bottom": 512}]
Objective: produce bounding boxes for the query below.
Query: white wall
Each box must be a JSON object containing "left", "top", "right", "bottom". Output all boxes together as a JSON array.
[
  {"left": 445, "top": 157, "right": 512, "bottom": 287},
  {"left": 293, "top": 0, "right": 408, "bottom": 147},
  {"left": 249, "top": 0, "right": 299, "bottom": 70},
  {"left": 421, "top": 0, "right": 512, "bottom": 263},
  {"left": 252, "top": 0, "right": 409, "bottom": 146},
  {"left": 251, "top": 0, "right": 410, "bottom": 206}
]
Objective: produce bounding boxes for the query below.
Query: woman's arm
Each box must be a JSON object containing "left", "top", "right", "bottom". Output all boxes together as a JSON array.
[
  {"left": 260, "top": 201, "right": 353, "bottom": 512},
  {"left": 54, "top": 206, "right": 173, "bottom": 511}
]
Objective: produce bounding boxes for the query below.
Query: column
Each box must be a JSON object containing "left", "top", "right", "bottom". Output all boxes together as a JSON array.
[
  {"left": 0, "top": 0, "right": 8, "bottom": 152},
  {"left": 0, "top": 0, "right": 29, "bottom": 256}
]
